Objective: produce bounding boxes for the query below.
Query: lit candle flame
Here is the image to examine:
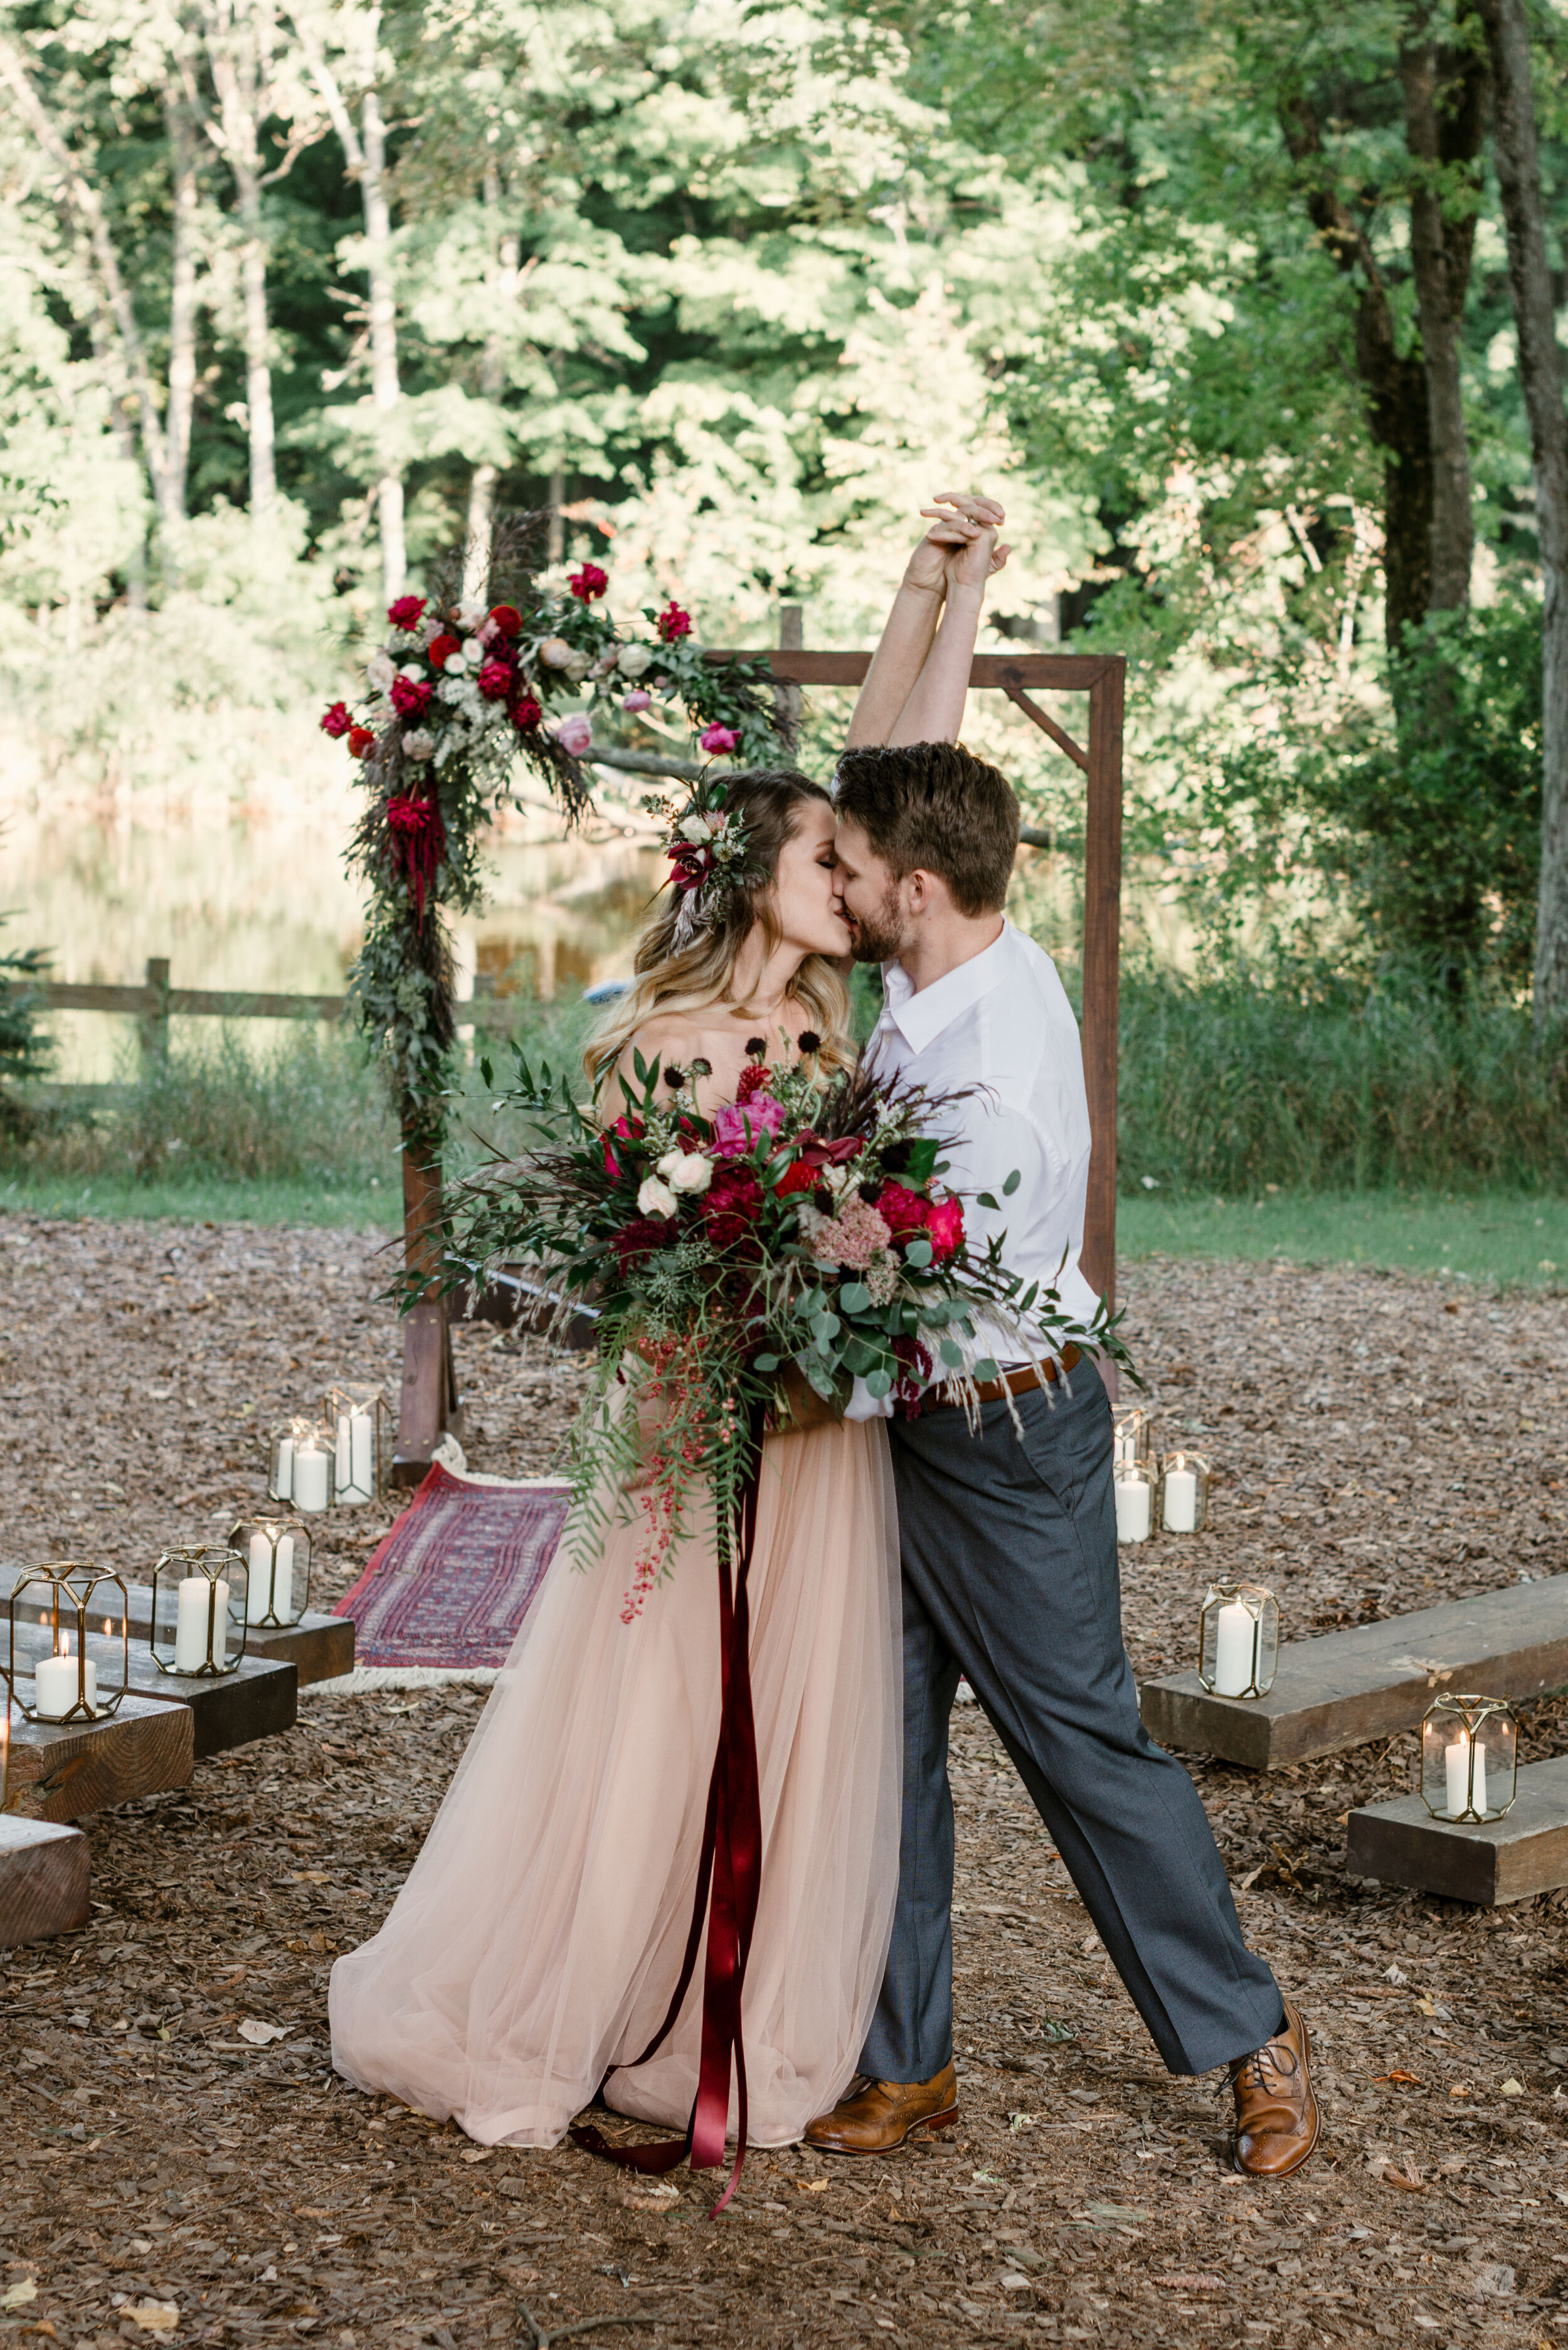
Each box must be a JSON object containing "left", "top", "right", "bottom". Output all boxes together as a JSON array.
[{"left": 61, "top": 1630, "right": 70, "bottom": 1659}]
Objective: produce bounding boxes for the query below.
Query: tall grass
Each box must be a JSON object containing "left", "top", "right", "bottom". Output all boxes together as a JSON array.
[{"left": 1118, "top": 969, "right": 1568, "bottom": 1194}]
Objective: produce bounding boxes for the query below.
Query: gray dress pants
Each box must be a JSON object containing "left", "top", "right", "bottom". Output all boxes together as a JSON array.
[{"left": 861, "top": 1355, "right": 1283, "bottom": 2081}]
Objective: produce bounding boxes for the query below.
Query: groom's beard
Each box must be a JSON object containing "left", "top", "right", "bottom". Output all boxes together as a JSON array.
[{"left": 845, "top": 883, "right": 906, "bottom": 965}]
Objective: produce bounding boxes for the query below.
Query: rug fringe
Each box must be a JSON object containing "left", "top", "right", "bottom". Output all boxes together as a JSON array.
[{"left": 312, "top": 1665, "right": 504, "bottom": 1694}]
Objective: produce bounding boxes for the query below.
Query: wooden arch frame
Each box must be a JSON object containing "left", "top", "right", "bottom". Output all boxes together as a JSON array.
[{"left": 394, "top": 641, "right": 1125, "bottom": 1478}]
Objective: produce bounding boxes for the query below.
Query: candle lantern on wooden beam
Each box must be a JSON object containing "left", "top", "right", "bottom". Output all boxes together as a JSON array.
[
  {"left": 1160, "top": 1450, "right": 1210, "bottom": 1534},
  {"left": 7, "top": 1563, "right": 130, "bottom": 1723},
  {"left": 228, "top": 1516, "right": 312, "bottom": 1630},
  {"left": 1197, "top": 1579, "right": 1279, "bottom": 1700},
  {"left": 268, "top": 1418, "right": 336, "bottom": 1514},
  {"left": 321, "top": 1384, "right": 391, "bottom": 1504},
  {"left": 149, "top": 1545, "right": 248, "bottom": 1678},
  {"left": 1421, "top": 1692, "right": 1517, "bottom": 1824}
]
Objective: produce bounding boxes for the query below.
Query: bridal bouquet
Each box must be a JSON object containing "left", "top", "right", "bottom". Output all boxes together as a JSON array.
[{"left": 440, "top": 1037, "right": 1126, "bottom": 1619}]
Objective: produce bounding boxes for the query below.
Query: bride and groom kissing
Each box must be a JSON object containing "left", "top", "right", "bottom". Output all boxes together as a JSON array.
[{"left": 329, "top": 493, "right": 1320, "bottom": 2187}]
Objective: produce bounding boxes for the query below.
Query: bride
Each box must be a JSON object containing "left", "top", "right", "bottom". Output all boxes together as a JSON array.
[{"left": 329, "top": 492, "right": 1008, "bottom": 2151}]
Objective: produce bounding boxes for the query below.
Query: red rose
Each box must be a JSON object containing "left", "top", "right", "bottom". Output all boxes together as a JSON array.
[
  {"left": 569, "top": 563, "right": 609, "bottom": 600},
  {"left": 613, "top": 1216, "right": 670, "bottom": 1271},
  {"left": 603, "top": 1114, "right": 644, "bottom": 1181},
  {"left": 387, "top": 595, "right": 426, "bottom": 630},
  {"left": 925, "top": 1193, "right": 965, "bottom": 1262},
  {"left": 487, "top": 603, "right": 522, "bottom": 636},
  {"left": 320, "top": 701, "right": 351, "bottom": 738},
  {"left": 655, "top": 602, "right": 692, "bottom": 642},
  {"left": 876, "top": 1181, "right": 931, "bottom": 1240},
  {"left": 389, "top": 675, "right": 432, "bottom": 717},
  {"left": 426, "top": 632, "right": 460, "bottom": 669},
  {"left": 511, "top": 693, "right": 542, "bottom": 733},
  {"left": 703, "top": 1167, "right": 763, "bottom": 1250},
  {"left": 477, "top": 658, "right": 512, "bottom": 701},
  {"left": 348, "top": 725, "right": 376, "bottom": 758},
  {"left": 775, "top": 1160, "right": 818, "bottom": 1198}
]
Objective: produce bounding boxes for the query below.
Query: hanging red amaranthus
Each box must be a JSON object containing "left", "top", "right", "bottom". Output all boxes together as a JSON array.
[{"left": 385, "top": 792, "right": 446, "bottom": 918}]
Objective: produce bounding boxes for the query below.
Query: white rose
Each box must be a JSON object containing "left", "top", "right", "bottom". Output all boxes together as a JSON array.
[
  {"left": 398, "top": 662, "right": 426, "bottom": 681},
  {"left": 539, "top": 637, "right": 576, "bottom": 670},
  {"left": 403, "top": 729, "right": 435, "bottom": 760},
  {"left": 564, "top": 651, "right": 593, "bottom": 683},
  {"left": 617, "top": 644, "right": 652, "bottom": 678},
  {"left": 683, "top": 815, "right": 712, "bottom": 843},
  {"left": 657, "top": 1150, "right": 714, "bottom": 1195},
  {"left": 443, "top": 651, "right": 468, "bottom": 674},
  {"left": 367, "top": 651, "right": 396, "bottom": 692},
  {"left": 460, "top": 636, "right": 483, "bottom": 662},
  {"left": 637, "top": 1176, "right": 679, "bottom": 1220}
]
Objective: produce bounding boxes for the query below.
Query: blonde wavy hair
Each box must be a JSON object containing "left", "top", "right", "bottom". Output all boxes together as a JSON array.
[{"left": 585, "top": 768, "right": 855, "bottom": 1095}]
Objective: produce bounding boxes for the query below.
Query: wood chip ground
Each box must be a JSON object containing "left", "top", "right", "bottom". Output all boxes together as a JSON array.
[{"left": 0, "top": 1216, "right": 1564, "bottom": 2347}]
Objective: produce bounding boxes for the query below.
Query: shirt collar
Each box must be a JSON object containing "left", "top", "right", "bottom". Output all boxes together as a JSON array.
[{"left": 879, "top": 922, "right": 1013, "bottom": 1056}]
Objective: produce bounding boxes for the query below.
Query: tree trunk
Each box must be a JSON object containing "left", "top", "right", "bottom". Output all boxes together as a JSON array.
[
  {"left": 359, "top": 86, "right": 403, "bottom": 601},
  {"left": 163, "top": 84, "right": 199, "bottom": 528},
  {"left": 1478, "top": 0, "right": 1568, "bottom": 1028},
  {"left": 1400, "top": 19, "right": 1475, "bottom": 615},
  {"left": 208, "top": 13, "right": 275, "bottom": 519},
  {"left": 462, "top": 164, "right": 512, "bottom": 603}
]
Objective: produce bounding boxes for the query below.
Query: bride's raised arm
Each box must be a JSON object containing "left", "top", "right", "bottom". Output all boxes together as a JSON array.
[{"left": 843, "top": 491, "right": 1010, "bottom": 749}]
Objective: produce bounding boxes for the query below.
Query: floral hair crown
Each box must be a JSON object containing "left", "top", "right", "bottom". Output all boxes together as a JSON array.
[{"left": 643, "top": 775, "right": 761, "bottom": 951}]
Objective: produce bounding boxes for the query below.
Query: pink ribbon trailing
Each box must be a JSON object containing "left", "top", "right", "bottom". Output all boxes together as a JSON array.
[{"left": 571, "top": 1415, "right": 765, "bottom": 2216}]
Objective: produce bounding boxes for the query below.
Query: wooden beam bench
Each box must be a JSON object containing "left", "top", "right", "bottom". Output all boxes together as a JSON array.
[
  {"left": 1346, "top": 1756, "right": 1568, "bottom": 1905},
  {"left": 8, "top": 1622, "right": 297, "bottom": 1760},
  {"left": 1139, "top": 1576, "right": 1568, "bottom": 1770},
  {"left": 5, "top": 1694, "right": 193, "bottom": 1822},
  {"left": 0, "top": 1816, "right": 90, "bottom": 1944},
  {"left": 8, "top": 1580, "right": 352, "bottom": 1689}
]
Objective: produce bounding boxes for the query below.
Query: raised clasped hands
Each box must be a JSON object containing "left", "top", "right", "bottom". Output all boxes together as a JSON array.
[{"left": 903, "top": 489, "right": 1011, "bottom": 598}]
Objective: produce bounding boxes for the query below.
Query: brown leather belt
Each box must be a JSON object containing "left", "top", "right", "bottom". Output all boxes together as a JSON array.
[{"left": 927, "top": 1343, "right": 1081, "bottom": 1412}]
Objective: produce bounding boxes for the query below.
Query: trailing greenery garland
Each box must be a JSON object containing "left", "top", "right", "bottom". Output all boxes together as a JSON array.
[{"left": 320, "top": 519, "right": 787, "bottom": 1148}]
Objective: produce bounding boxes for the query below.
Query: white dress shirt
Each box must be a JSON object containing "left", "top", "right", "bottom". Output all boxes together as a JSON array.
[{"left": 843, "top": 922, "right": 1100, "bottom": 1417}]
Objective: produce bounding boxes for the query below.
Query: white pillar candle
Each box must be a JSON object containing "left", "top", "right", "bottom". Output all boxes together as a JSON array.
[
  {"left": 292, "top": 1446, "right": 330, "bottom": 1513},
  {"left": 272, "top": 1437, "right": 294, "bottom": 1502},
  {"left": 1114, "top": 1477, "right": 1152, "bottom": 1543},
  {"left": 174, "top": 1576, "right": 227, "bottom": 1672},
  {"left": 34, "top": 1636, "right": 95, "bottom": 1720},
  {"left": 335, "top": 1413, "right": 352, "bottom": 1497},
  {"left": 350, "top": 1408, "right": 374, "bottom": 1499},
  {"left": 1446, "top": 1734, "right": 1487, "bottom": 1817},
  {"left": 1163, "top": 1467, "right": 1199, "bottom": 1533},
  {"left": 246, "top": 1532, "right": 295, "bottom": 1624},
  {"left": 1212, "top": 1600, "right": 1258, "bottom": 1698}
]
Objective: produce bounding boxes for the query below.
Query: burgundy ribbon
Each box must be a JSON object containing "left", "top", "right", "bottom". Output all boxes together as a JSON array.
[{"left": 571, "top": 1415, "right": 765, "bottom": 2216}]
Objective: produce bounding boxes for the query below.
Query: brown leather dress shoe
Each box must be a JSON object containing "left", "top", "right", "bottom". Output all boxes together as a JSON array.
[
  {"left": 803, "top": 2063, "right": 958, "bottom": 2156},
  {"left": 1231, "top": 1997, "right": 1319, "bottom": 2179}
]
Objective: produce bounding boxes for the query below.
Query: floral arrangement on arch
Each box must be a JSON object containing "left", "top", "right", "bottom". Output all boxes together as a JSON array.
[
  {"left": 433, "top": 1035, "right": 1129, "bottom": 1620},
  {"left": 322, "top": 518, "right": 787, "bottom": 1127}
]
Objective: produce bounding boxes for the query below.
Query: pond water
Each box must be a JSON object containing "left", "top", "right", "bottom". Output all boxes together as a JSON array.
[{"left": 0, "top": 797, "right": 667, "bottom": 1081}]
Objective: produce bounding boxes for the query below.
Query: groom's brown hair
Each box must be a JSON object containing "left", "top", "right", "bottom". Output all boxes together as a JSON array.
[{"left": 833, "top": 742, "right": 1020, "bottom": 915}]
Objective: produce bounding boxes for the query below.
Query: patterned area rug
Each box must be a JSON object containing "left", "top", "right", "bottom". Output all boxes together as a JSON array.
[{"left": 327, "top": 1462, "right": 570, "bottom": 1686}]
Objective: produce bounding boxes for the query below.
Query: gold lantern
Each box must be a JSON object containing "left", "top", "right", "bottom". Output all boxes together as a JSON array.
[
  {"left": 1420, "top": 1693, "right": 1518, "bottom": 1822},
  {"left": 320, "top": 1383, "right": 391, "bottom": 1504},
  {"left": 1160, "top": 1450, "right": 1211, "bottom": 1534},
  {"left": 149, "top": 1545, "right": 248, "bottom": 1679},
  {"left": 1113, "top": 1459, "right": 1157, "bottom": 1544},
  {"left": 1197, "top": 1580, "right": 1279, "bottom": 1699},
  {"left": 268, "top": 1418, "right": 335, "bottom": 1514},
  {"left": 227, "top": 1515, "right": 312, "bottom": 1630},
  {"left": 7, "top": 1563, "right": 131, "bottom": 1723},
  {"left": 1112, "top": 1402, "right": 1152, "bottom": 1469}
]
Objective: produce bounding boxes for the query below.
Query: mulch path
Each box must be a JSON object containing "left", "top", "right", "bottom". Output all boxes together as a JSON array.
[{"left": 0, "top": 1216, "right": 1565, "bottom": 2347}]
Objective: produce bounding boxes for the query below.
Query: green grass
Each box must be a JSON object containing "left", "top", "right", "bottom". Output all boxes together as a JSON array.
[
  {"left": 1119, "top": 1188, "right": 1568, "bottom": 1289},
  {"left": 0, "top": 1172, "right": 396, "bottom": 1228}
]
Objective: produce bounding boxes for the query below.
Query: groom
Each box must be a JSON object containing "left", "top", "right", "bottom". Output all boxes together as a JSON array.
[{"left": 806, "top": 510, "right": 1318, "bottom": 2181}]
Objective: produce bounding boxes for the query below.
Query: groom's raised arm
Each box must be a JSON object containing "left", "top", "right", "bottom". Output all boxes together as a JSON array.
[{"left": 844, "top": 493, "right": 1009, "bottom": 748}]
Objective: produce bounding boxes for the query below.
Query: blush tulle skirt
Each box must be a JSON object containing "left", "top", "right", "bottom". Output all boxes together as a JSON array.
[{"left": 327, "top": 1415, "right": 902, "bottom": 2147}]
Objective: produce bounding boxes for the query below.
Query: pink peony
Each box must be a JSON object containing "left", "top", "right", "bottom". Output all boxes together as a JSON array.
[
  {"left": 569, "top": 563, "right": 609, "bottom": 600},
  {"left": 387, "top": 595, "right": 427, "bottom": 630},
  {"left": 622, "top": 688, "right": 652, "bottom": 712},
  {"left": 554, "top": 713, "right": 593, "bottom": 756},
  {"left": 711, "top": 1094, "right": 785, "bottom": 1156},
  {"left": 476, "top": 658, "right": 513, "bottom": 701},
  {"left": 320, "top": 701, "right": 351, "bottom": 738},
  {"left": 390, "top": 674, "right": 432, "bottom": 717},
  {"left": 810, "top": 1197, "right": 893, "bottom": 1272},
  {"left": 699, "top": 722, "right": 739, "bottom": 755},
  {"left": 925, "top": 1193, "right": 965, "bottom": 1262}
]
